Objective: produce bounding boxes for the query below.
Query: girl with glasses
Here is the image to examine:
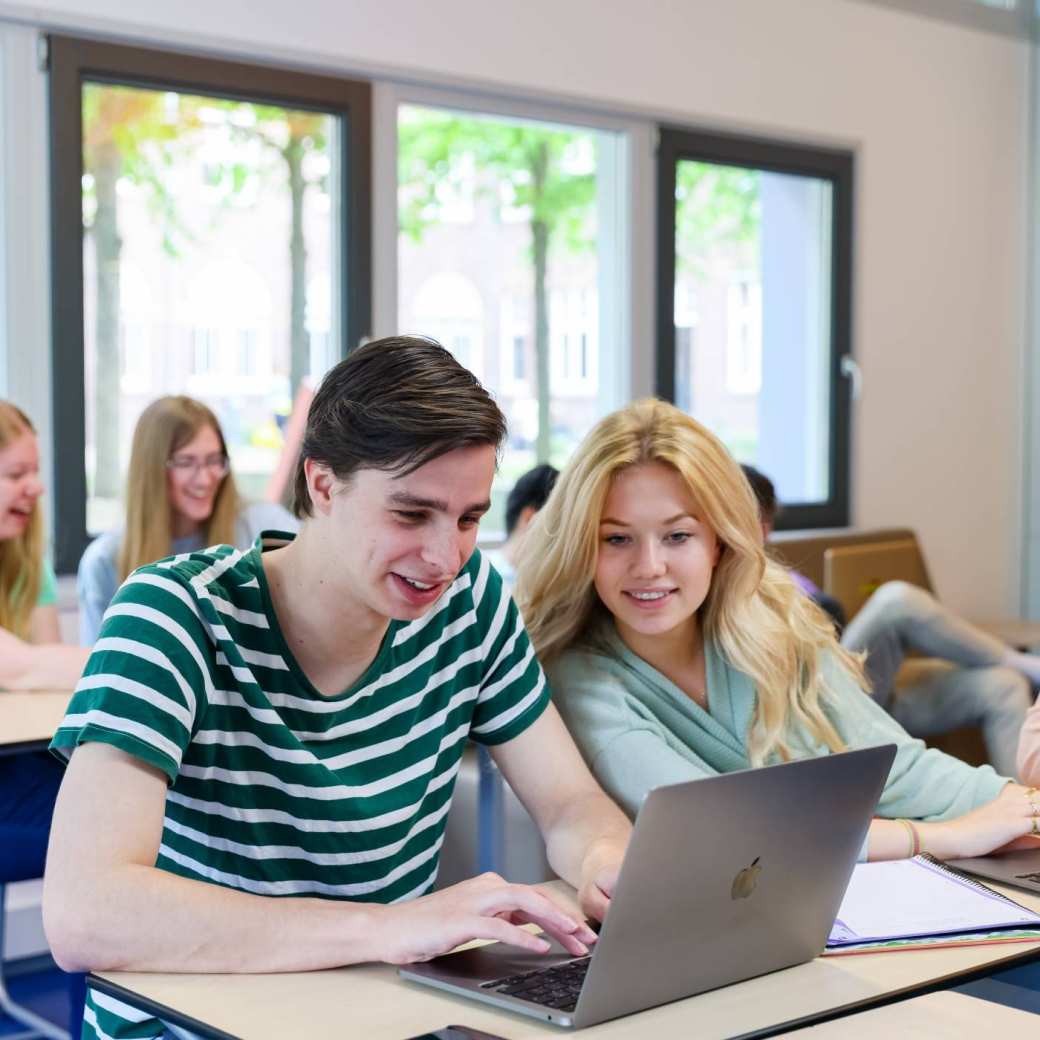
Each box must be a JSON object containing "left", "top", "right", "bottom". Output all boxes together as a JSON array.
[{"left": 77, "top": 395, "right": 296, "bottom": 644}]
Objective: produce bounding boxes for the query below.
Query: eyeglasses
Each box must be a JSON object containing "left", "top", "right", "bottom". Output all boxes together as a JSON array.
[{"left": 165, "top": 453, "right": 230, "bottom": 478}]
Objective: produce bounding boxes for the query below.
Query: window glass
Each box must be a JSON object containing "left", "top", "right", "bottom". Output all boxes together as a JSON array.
[
  {"left": 398, "top": 104, "right": 620, "bottom": 536},
  {"left": 82, "top": 83, "right": 340, "bottom": 531},
  {"left": 673, "top": 159, "right": 834, "bottom": 507}
]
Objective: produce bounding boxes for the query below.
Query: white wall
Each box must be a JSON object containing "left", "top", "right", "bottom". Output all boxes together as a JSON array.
[{"left": 0, "top": 0, "right": 1030, "bottom": 615}]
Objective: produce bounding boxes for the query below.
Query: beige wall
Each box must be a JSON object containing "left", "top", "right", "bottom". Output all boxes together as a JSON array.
[{"left": 0, "top": 0, "right": 1030, "bottom": 614}]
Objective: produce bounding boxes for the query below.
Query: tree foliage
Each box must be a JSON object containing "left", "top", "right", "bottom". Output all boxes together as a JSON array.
[
  {"left": 398, "top": 107, "right": 596, "bottom": 461},
  {"left": 81, "top": 86, "right": 331, "bottom": 498},
  {"left": 675, "top": 160, "right": 761, "bottom": 276}
]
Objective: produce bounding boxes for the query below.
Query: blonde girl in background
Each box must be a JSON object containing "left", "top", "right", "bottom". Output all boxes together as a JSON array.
[
  {"left": 516, "top": 398, "right": 1040, "bottom": 861},
  {"left": 77, "top": 395, "right": 296, "bottom": 643},
  {"left": 0, "top": 400, "right": 88, "bottom": 687},
  {"left": 0, "top": 400, "right": 87, "bottom": 1036}
]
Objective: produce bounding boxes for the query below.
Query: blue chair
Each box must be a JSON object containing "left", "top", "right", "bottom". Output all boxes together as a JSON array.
[{"left": 0, "top": 754, "right": 72, "bottom": 1040}]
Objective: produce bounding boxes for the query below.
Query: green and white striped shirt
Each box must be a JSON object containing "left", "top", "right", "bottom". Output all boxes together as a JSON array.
[{"left": 51, "top": 533, "right": 549, "bottom": 1040}]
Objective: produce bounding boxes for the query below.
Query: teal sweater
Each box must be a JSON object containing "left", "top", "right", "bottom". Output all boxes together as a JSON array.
[{"left": 549, "top": 622, "right": 1007, "bottom": 830}]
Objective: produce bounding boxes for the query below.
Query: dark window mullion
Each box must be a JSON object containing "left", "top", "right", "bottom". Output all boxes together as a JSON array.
[{"left": 655, "top": 126, "right": 854, "bottom": 530}]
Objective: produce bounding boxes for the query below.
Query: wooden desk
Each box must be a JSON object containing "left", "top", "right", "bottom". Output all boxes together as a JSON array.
[
  {"left": 0, "top": 690, "right": 71, "bottom": 756},
  {"left": 91, "top": 881, "right": 1040, "bottom": 1040}
]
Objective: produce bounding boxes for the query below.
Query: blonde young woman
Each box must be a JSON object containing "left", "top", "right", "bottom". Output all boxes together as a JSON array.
[
  {"left": 77, "top": 395, "right": 296, "bottom": 644},
  {"left": 0, "top": 400, "right": 88, "bottom": 689},
  {"left": 516, "top": 398, "right": 1040, "bottom": 861}
]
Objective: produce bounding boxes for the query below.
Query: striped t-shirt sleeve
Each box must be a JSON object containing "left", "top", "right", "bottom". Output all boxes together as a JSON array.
[
  {"left": 50, "top": 567, "right": 209, "bottom": 782},
  {"left": 468, "top": 555, "right": 549, "bottom": 745}
]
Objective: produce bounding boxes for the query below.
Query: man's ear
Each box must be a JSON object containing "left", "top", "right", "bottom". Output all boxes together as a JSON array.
[{"left": 304, "top": 458, "right": 337, "bottom": 516}]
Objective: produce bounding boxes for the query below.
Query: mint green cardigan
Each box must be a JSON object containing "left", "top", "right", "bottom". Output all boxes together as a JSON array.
[{"left": 549, "top": 621, "right": 1007, "bottom": 829}]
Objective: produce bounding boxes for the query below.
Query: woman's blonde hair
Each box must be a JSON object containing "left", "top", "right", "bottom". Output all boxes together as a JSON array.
[
  {"left": 118, "top": 396, "right": 240, "bottom": 580},
  {"left": 0, "top": 401, "right": 43, "bottom": 638},
  {"left": 515, "top": 398, "right": 866, "bottom": 766}
]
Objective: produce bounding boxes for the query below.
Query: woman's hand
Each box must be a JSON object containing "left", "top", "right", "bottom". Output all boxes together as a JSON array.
[
  {"left": 920, "top": 783, "right": 1040, "bottom": 860},
  {"left": 375, "top": 872, "right": 598, "bottom": 965}
]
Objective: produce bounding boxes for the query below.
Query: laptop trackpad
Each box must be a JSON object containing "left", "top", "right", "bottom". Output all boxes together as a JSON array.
[{"left": 408, "top": 937, "right": 578, "bottom": 986}]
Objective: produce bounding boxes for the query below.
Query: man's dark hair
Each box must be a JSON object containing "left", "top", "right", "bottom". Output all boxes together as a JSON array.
[
  {"left": 741, "top": 464, "right": 777, "bottom": 525},
  {"left": 505, "top": 464, "right": 559, "bottom": 536},
  {"left": 293, "top": 336, "right": 507, "bottom": 518}
]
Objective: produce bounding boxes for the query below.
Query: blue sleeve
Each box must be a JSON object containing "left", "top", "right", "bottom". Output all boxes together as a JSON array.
[{"left": 76, "top": 534, "right": 120, "bottom": 646}]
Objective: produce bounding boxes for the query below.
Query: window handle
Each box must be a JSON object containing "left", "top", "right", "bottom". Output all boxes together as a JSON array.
[{"left": 840, "top": 355, "right": 862, "bottom": 400}]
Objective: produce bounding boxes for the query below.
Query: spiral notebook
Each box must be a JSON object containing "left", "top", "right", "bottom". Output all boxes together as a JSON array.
[{"left": 827, "top": 854, "right": 1040, "bottom": 948}]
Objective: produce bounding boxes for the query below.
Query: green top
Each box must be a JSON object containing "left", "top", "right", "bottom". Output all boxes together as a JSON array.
[
  {"left": 549, "top": 620, "right": 1007, "bottom": 825},
  {"left": 6, "top": 558, "right": 56, "bottom": 614},
  {"left": 52, "top": 534, "right": 549, "bottom": 1040},
  {"left": 37, "top": 559, "right": 56, "bottom": 606}
]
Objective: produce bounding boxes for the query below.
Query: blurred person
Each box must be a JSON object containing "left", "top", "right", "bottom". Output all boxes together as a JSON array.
[
  {"left": 517, "top": 399, "right": 1040, "bottom": 862},
  {"left": 0, "top": 400, "right": 88, "bottom": 688},
  {"left": 0, "top": 400, "right": 86, "bottom": 1034},
  {"left": 489, "top": 463, "right": 559, "bottom": 587},
  {"left": 744, "top": 464, "right": 1035, "bottom": 779},
  {"left": 77, "top": 395, "right": 297, "bottom": 644},
  {"left": 741, "top": 464, "right": 846, "bottom": 630}
]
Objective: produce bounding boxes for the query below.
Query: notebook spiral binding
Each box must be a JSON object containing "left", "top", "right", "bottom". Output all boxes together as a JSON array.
[{"left": 917, "top": 853, "right": 1028, "bottom": 908}]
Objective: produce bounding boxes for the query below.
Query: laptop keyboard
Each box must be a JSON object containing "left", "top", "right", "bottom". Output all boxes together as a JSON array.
[{"left": 480, "top": 955, "right": 591, "bottom": 1012}]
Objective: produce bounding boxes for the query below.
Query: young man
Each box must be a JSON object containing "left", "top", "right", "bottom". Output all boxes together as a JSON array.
[{"left": 45, "top": 337, "right": 632, "bottom": 1040}]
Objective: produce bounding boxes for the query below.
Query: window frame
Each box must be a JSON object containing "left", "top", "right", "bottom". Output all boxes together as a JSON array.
[
  {"left": 656, "top": 126, "right": 855, "bottom": 530},
  {"left": 47, "top": 34, "right": 372, "bottom": 572}
]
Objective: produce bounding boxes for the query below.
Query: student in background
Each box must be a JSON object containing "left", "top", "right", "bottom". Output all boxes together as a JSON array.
[
  {"left": 744, "top": 463, "right": 1034, "bottom": 779},
  {"left": 0, "top": 400, "right": 85, "bottom": 1034},
  {"left": 45, "top": 337, "right": 630, "bottom": 1040},
  {"left": 516, "top": 398, "right": 1040, "bottom": 861},
  {"left": 0, "top": 400, "right": 88, "bottom": 688},
  {"left": 488, "top": 463, "right": 559, "bottom": 588},
  {"left": 741, "top": 465, "right": 846, "bottom": 630},
  {"left": 77, "top": 395, "right": 296, "bottom": 644}
]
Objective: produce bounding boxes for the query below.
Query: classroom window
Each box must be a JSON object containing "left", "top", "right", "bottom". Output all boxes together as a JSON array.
[
  {"left": 657, "top": 128, "right": 853, "bottom": 529},
  {"left": 397, "top": 102, "right": 625, "bottom": 537},
  {"left": 48, "top": 36, "right": 371, "bottom": 570}
]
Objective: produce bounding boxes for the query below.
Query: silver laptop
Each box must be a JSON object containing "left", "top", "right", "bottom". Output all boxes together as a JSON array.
[
  {"left": 401, "top": 744, "right": 896, "bottom": 1029},
  {"left": 949, "top": 849, "right": 1040, "bottom": 893}
]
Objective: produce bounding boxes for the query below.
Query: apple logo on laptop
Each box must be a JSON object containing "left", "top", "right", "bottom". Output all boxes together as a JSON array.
[{"left": 731, "top": 857, "right": 761, "bottom": 900}]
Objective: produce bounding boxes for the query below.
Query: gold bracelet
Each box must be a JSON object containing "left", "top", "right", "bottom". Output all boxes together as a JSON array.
[{"left": 895, "top": 818, "right": 920, "bottom": 858}]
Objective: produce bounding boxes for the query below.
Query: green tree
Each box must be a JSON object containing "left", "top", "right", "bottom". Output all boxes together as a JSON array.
[
  {"left": 83, "top": 85, "right": 195, "bottom": 498},
  {"left": 226, "top": 106, "right": 330, "bottom": 398},
  {"left": 674, "top": 161, "right": 760, "bottom": 276},
  {"left": 83, "top": 90, "right": 331, "bottom": 506},
  {"left": 399, "top": 110, "right": 595, "bottom": 463}
]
